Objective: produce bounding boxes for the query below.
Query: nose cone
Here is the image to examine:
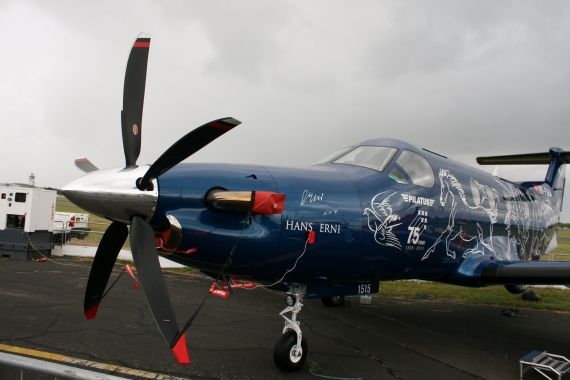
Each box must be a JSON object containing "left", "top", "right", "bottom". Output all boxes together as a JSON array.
[{"left": 62, "top": 166, "right": 158, "bottom": 224}]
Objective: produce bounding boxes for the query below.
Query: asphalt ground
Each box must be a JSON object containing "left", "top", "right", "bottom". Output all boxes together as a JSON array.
[{"left": 0, "top": 257, "right": 569, "bottom": 380}]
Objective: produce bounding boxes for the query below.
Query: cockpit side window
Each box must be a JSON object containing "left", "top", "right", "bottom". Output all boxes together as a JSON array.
[
  {"left": 484, "top": 185, "right": 496, "bottom": 210},
  {"left": 388, "top": 167, "right": 409, "bottom": 184},
  {"left": 396, "top": 151, "right": 434, "bottom": 187},
  {"left": 470, "top": 179, "right": 481, "bottom": 206},
  {"left": 333, "top": 146, "right": 398, "bottom": 172}
]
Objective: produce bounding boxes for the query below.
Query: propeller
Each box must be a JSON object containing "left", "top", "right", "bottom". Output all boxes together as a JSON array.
[
  {"left": 129, "top": 215, "right": 189, "bottom": 363},
  {"left": 84, "top": 221, "right": 128, "bottom": 319},
  {"left": 121, "top": 35, "right": 150, "bottom": 168},
  {"left": 137, "top": 117, "right": 240, "bottom": 191},
  {"left": 77, "top": 33, "right": 240, "bottom": 364},
  {"left": 75, "top": 158, "right": 99, "bottom": 173}
]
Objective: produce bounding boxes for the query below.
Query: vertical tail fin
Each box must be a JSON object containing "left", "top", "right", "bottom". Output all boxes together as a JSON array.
[
  {"left": 477, "top": 147, "right": 570, "bottom": 211},
  {"left": 545, "top": 148, "right": 566, "bottom": 211}
]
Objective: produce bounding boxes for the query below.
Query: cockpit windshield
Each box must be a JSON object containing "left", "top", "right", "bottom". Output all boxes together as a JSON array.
[
  {"left": 332, "top": 146, "right": 398, "bottom": 172},
  {"left": 311, "top": 147, "right": 353, "bottom": 166}
]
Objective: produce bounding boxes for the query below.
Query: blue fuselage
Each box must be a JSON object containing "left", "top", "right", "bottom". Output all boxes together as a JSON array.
[{"left": 151, "top": 139, "right": 559, "bottom": 286}]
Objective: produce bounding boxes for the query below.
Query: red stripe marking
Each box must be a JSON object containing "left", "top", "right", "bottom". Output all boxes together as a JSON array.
[
  {"left": 133, "top": 42, "right": 150, "bottom": 48},
  {"left": 457, "top": 229, "right": 467, "bottom": 249},
  {"left": 209, "top": 121, "right": 234, "bottom": 131}
]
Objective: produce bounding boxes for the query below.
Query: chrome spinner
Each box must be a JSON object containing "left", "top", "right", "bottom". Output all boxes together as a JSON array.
[{"left": 62, "top": 166, "right": 158, "bottom": 224}]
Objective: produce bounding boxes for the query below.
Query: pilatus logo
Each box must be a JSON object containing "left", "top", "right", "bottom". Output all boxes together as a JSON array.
[
  {"left": 132, "top": 124, "right": 139, "bottom": 135},
  {"left": 401, "top": 194, "right": 434, "bottom": 206}
]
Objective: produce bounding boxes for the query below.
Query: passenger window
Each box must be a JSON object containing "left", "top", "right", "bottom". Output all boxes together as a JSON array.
[
  {"left": 395, "top": 151, "right": 434, "bottom": 187},
  {"left": 503, "top": 192, "right": 512, "bottom": 214},
  {"left": 389, "top": 167, "right": 408, "bottom": 184},
  {"left": 523, "top": 200, "right": 530, "bottom": 218},
  {"left": 470, "top": 179, "right": 481, "bottom": 206},
  {"left": 15, "top": 193, "right": 27, "bottom": 203},
  {"left": 333, "top": 146, "right": 397, "bottom": 172},
  {"left": 484, "top": 185, "right": 495, "bottom": 210}
]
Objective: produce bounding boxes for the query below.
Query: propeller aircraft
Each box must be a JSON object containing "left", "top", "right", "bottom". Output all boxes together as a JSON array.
[{"left": 62, "top": 34, "right": 570, "bottom": 372}]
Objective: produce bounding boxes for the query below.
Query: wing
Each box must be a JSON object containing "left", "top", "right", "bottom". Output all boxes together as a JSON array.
[
  {"left": 455, "top": 255, "right": 570, "bottom": 285},
  {"left": 480, "top": 261, "right": 570, "bottom": 284}
]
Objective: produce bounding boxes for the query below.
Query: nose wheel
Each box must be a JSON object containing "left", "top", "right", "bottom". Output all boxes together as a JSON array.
[
  {"left": 274, "top": 284, "right": 308, "bottom": 372},
  {"left": 273, "top": 331, "right": 308, "bottom": 372}
]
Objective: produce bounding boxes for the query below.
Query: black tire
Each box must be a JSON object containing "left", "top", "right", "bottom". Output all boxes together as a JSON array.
[
  {"left": 321, "top": 296, "right": 344, "bottom": 307},
  {"left": 505, "top": 285, "right": 528, "bottom": 294},
  {"left": 273, "top": 331, "right": 307, "bottom": 372}
]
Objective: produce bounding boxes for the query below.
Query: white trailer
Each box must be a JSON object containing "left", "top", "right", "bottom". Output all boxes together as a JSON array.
[
  {"left": 53, "top": 211, "right": 90, "bottom": 242},
  {"left": 0, "top": 185, "right": 56, "bottom": 260}
]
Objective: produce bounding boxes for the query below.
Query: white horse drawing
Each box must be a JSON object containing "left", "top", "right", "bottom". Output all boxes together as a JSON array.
[{"left": 422, "top": 169, "right": 499, "bottom": 261}]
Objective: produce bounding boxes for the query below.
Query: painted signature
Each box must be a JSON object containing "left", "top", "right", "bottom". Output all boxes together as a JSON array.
[{"left": 301, "top": 190, "right": 324, "bottom": 206}]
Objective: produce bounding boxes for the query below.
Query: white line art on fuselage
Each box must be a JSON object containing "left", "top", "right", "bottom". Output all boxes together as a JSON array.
[
  {"left": 494, "top": 180, "right": 529, "bottom": 260},
  {"left": 422, "top": 169, "right": 499, "bottom": 261},
  {"left": 422, "top": 169, "right": 559, "bottom": 262},
  {"left": 364, "top": 191, "right": 403, "bottom": 250},
  {"left": 495, "top": 179, "right": 558, "bottom": 260}
]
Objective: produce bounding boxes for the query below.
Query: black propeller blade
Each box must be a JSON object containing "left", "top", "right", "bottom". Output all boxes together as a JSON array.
[
  {"left": 121, "top": 34, "right": 151, "bottom": 168},
  {"left": 80, "top": 34, "right": 240, "bottom": 364},
  {"left": 84, "top": 221, "right": 129, "bottom": 319},
  {"left": 137, "top": 117, "right": 241, "bottom": 190},
  {"left": 129, "top": 215, "right": 190, "bottom": 364}
]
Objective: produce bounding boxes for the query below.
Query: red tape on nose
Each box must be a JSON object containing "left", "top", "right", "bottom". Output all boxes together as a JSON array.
[{"left": 253, "top": 192, "right": 286, "bottom": 215}]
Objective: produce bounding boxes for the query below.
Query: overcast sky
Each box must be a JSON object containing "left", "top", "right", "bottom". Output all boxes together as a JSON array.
[{"left": 1, "top": 1, "right": 569, "bottom": 220}]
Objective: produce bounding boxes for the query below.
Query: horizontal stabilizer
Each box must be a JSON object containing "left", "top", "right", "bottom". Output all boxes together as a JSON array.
[
  {"left": 477, "top": 151, "right": 570, "bottom": 165},
  {"left": 75, "top": 158, "right": 99, "bottom": 173},
  {"left": 480, "top": 261, "right": 570, "bottom": 284}
]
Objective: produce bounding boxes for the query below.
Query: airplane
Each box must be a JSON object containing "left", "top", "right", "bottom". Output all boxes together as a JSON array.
[{"left": 62, "top": 33, "right": 570, "bottom": 372}]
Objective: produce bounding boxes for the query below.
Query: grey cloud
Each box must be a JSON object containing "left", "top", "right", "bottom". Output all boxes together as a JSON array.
[{"left": 0, "top": 0, "right": 569, "bottom": 220}]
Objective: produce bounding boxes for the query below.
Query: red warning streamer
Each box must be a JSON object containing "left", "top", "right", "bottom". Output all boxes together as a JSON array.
[
  {"left": 209, "top": 282, "right": 229, "bottom": 298},
  {"left": 125, "top": 264, "right": 139, "bottom": 289}
]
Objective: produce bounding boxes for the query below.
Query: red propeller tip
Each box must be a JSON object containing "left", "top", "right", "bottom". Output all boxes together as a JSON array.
[
  {"left": 172, "top": 333, "right": 190, "bottom": 365},
  {"left": 85, "top": 303, "right": 100, "bottom": 320}
]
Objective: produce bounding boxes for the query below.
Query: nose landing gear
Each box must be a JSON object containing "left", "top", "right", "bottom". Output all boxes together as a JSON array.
[{"left": 274, "top": 284, "right": 307, "bottom": 372}]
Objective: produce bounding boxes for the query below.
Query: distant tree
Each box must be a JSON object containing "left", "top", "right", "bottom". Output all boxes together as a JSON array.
[{"left": 558, "top": 222, "right": 570, "bottom": 229}]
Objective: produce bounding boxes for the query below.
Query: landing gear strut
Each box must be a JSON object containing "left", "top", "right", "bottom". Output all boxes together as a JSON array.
[
  {"left": 274, "top": 284, "right": 307, "bottom": 372},
  {"left": 321, "top": 295, "right": 344, "bottom": 307}
]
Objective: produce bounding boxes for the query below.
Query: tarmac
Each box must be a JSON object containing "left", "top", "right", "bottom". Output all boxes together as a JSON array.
[{"left": 0, "top": 255, "right": 569, "bottom": 380}]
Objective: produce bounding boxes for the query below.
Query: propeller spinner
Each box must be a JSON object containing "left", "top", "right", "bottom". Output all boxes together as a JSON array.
[{"left": 62, "top": 33, "right": 241, "bottom": 364}]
